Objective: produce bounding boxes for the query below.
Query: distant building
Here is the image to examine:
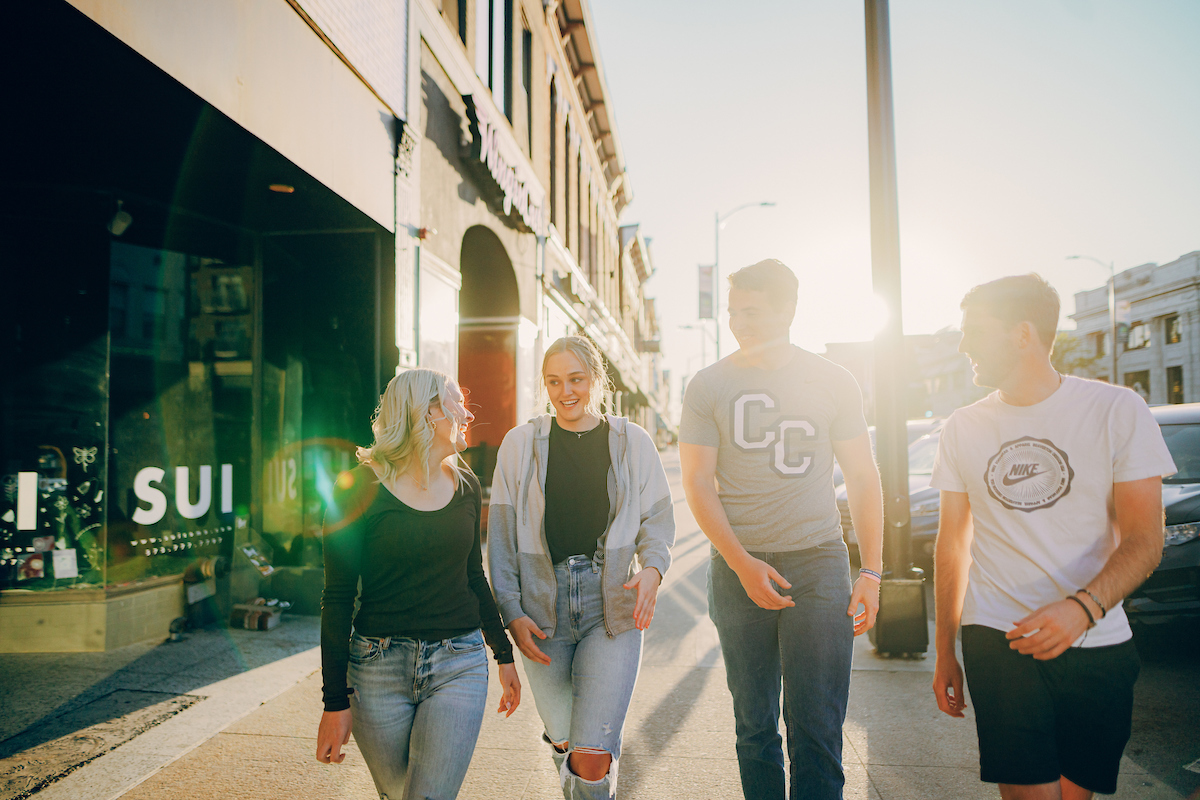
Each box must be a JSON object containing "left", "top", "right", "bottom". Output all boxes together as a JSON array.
[
  {"left": 824, "top": 329, "right": 986, "bottom": 423},
  {"left": 1068, "top": 251, "right": 1200, "bottom": 404}
]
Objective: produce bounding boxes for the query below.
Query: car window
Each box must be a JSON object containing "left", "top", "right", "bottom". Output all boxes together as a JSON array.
[
  {"left": 907, "top": 433, "right": 939, "bottom": 476},
  {"left": 1159, "top": 423, "right": 1200, "bottom": 484}
]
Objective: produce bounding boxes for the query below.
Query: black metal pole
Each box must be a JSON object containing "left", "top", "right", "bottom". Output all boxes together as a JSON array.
[{"left": 865, "top": 0, "right": 927, "bottom": 654}]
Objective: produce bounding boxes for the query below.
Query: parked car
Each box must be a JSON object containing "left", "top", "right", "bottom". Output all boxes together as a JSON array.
[
  {"left": 1126, "top": 403, "right": 1200, "bottom": 622},
  {"left": 838, "top": 402, "right": 1200, "bottom": 621},
  {"left": 831, "top": 417, "right": 943, "bottom": 489},
  {"left": 837, "top": 425, "right": 943, "bottom": 571}
]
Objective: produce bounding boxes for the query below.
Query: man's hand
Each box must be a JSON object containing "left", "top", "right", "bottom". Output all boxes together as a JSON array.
[
  {"left": 496, "top": 662, "right": 521, "bottom": 717},
  {"left": 508, "top": 616, "right": 551, "bottom": 665},
  {"left": 733, "top": 556, "right": 795, "bottom": 610},
  {"left": 932, "top": 656, "right": 967, "bottom": 718},
  {"left": 848, "top": 576, "right": 880, "bottom": 635},
  {"left": 624, "top": 567, "right": 662, "bottom": 630},
  {"left": 316, "top": 709, "right": 353, "bottom": 764},
  {"left": 1005, "top": 599, "right": 1091, "bottom": 660}
]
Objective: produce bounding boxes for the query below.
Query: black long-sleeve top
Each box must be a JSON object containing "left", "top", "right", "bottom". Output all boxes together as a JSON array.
[{"left": 320, "top": 466, "right": 513, "bottom": 712}]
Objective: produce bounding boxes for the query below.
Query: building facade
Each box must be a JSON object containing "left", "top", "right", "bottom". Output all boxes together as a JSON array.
[
  {"left": 1, "top": 0, "right": 664, "bottom": 653},
  {"left": 1068, "top": 251, "right": 1200, "bottom": 404},
  {"left": 410, "top": 0, "right": 666, "bottom": 483}
]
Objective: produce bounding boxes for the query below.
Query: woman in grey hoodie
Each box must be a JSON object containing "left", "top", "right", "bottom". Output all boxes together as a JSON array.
[{"left": 488, "top": 335, "right": 675, "bottom": 800}]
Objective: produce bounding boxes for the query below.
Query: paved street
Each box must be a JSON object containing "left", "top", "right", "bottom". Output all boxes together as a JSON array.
[{"left": 3, "top": 448, "right": 1198, "bottom": 799}]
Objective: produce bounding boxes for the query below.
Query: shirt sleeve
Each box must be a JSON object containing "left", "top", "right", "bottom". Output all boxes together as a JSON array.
[
  {"left": 829, "top": 367, "right": 869, "bottom": 441},
  {"left": 465, "top": 473, "right": 514, "bottom": 664},
  {"left": 1112, "top": 391, "right": 1177, "bottom": 483},
  {"left": 679, "top": 371, "right": 720, "bottom": 447},
  {"left": 320, "top": 468, "right": 373, "bottom": 713},
  {"left": 930, "top": 415, "right": 967, "bottom": 493}
]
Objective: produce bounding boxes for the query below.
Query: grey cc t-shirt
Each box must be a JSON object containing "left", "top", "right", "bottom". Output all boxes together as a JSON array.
[{"left": 680, "top": 347, "right": 868, "bottom": 552}]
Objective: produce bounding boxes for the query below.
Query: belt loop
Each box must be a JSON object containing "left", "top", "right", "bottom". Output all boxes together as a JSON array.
[{"left": 381, "top": 637, "right": 391, "bottom": 650}]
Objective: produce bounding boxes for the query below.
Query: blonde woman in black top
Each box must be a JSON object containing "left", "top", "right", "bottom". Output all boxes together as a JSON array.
[{"left": 316, "top": 368, "right": 519, "bottom": 799}]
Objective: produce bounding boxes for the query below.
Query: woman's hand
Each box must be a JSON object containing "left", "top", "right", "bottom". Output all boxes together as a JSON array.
[
  {"left": 624, "top": 567, "right": 662, "bottom": 630},
  {"left": 316, "top": 709, "right": 353, "bottom": 764},
  {"left": 496, "top": 662, "right": 521, "bottom": 717},
  {"left": 508, "top": 616, "right": 551, "bottom": 665}
]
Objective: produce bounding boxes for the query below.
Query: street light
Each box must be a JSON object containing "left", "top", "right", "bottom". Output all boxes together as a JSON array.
[
  {"left": 679, "top": 323, "right": 717, "bottom": 368},
  {"left": 1067, "top": 255, "right": 1118, "bottom": 385},
  {"left": 714, "top": 201, "right": 775, "bottom": 360}
]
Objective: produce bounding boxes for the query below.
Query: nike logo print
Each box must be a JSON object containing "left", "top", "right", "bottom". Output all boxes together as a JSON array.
[{"left": 1002, "top": 469, "right": 1043, "bottom": 486}]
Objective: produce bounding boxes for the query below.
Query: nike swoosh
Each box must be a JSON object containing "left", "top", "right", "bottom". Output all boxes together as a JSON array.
[{"left": 1002, "top": 471, "right": 1043, "bottom": 486}]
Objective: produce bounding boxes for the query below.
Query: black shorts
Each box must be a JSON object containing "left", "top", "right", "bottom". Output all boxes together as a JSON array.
[{"left": 961, "top": 624, "right": 1140, "bottom": 795}]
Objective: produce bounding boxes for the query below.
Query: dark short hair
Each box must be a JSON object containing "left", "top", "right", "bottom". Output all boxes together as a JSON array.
[
  {"left": 960, "top": 273, "right": 1060, "bottom": 349},
  {"left": 727, "top": 259, "right": 798, "bottom": 311}
]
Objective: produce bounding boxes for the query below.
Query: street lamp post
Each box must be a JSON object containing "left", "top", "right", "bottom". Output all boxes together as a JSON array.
[
  {"left": 714, "top": 201, "right": 775, "bottom": 360},
  {"left": 865, "top": 0, "right": 926, "bottom": 656},
  {"left": 679, "top": 323, "right": 716, "bottom": 368},
  {"left": 1067, "top": 255, "right": 1118, "bottom": 385}
]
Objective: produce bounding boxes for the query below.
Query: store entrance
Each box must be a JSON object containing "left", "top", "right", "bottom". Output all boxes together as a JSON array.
[{"left": 0, "top": 0, "right": 395, "bottom": 639}]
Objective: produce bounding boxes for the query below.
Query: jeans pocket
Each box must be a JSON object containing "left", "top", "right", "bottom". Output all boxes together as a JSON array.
[
  {"left": 348, "top": 634, "right": 381, "bottom": 664},
  {"left": 816, "top": 538, "right": 848, "bottom": 553},
  {"left": 445, "top": 629, "right": 485, "bottom": 654}
]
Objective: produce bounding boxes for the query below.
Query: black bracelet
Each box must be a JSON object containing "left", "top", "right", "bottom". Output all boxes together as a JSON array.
[
  {"left": 1065, "top": 594, "right": 1096, "bottom": 628},
  {"left": 1077, "top": 588, "right": 1107, "bottom": 619}
]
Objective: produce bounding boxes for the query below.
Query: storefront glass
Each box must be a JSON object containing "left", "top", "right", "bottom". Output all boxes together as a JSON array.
[
  {"left": 105, "top": 241, "right": 253, "bottom": 587},
  {"left": 1, "top": 217, "right": 109, "bottom": 591}
]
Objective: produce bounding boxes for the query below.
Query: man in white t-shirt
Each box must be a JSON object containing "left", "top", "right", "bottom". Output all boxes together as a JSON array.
[{"left": 931, "top": 274, "right": 1175, "bottom": 800}]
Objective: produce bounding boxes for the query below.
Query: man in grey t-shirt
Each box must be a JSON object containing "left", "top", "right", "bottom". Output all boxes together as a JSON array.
[{"left": 680, "top": 260, "right": 884, "bottom": 800}]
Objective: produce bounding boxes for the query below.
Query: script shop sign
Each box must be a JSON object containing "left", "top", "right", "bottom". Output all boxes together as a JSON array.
[{"left": 462, "top": 94, "right": 547, "bottom": 236}]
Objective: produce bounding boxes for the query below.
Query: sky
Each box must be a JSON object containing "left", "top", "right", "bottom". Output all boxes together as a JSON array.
[{"left": 587, "top": 0, "right": 1200, "bottom": 417}]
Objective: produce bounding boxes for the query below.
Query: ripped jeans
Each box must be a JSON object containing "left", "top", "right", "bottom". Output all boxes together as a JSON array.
[
  {"left": 522, "top": 555, "right": 643, "bottom": 800},
  {"left": 347, "top": 629, "right": 489, "bottom": 800}
]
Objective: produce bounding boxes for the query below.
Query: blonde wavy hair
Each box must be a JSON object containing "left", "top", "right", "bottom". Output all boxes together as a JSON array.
[
  {"left": 356, "top": 368, "right": 471, "bottom": 490},
  {"left": 542, "top": 335, "right": 613, "bottom": 419}
]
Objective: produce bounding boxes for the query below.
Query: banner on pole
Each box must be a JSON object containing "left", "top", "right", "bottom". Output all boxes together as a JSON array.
[{"left": 698, "top": 265, "right": 714, "bottom": 319}]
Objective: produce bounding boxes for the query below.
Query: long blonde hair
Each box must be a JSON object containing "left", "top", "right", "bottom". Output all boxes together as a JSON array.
[
  {"left": 356, "top": 368, "right": 471, "bottom": 489},
  {"left": 541, "top": 335, "right": 613, "bottom": 418}
]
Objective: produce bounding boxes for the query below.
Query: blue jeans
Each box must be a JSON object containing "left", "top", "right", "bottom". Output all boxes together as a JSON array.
[
  {"left": 347, "top": 629, "right": 489, "bottom": 800},
  {"left": 522, "top": 555, "right": 643, "bottom": 800},
  {"left": 708, "top": 541, "right": 854, "bottom": 800}
]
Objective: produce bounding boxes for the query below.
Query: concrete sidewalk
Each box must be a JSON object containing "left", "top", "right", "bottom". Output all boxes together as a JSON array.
[{"left": 16, "top": 449, "right": 1189, "bottom": 799}]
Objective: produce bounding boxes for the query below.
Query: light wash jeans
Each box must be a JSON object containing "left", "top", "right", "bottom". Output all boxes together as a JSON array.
[
  {"left": 522, "top": 555, "right": 643, "bottom": 800},
  {"left": 347, "top": 628, "right": 489, "bottom": 800},
  {"left": 708, "top": 540, "right": 855, "bottom": 800}
]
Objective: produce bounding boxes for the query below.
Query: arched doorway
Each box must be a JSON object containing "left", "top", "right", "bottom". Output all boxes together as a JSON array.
[{"left": 458, "top": 226, "right": 520, "bottom": 486}]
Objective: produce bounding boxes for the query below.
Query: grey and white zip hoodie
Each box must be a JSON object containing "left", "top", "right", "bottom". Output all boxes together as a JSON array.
[{"left": 488, "top": 414, "right": 675, "bottom": 638}]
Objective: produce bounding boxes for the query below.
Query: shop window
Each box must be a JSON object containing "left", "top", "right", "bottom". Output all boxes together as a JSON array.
[
  {"left": 418, "top": 255, "right": 461, "bottom": 376},
  {"left": 1166, "top": 314, "right": 1182, "bottom": 344},
  {"left": 577, "top": 152, "right": 584, "bottom": 268},
  {"left": 2, "top": 216, "right": 109, "bottom": 592},
  {"left": 106, "top": 242, "right": 252, "bottom": 588},
  {"left": 141, "top": 287, "right": 165, "bottom": 340},
  {"left": 1124, "top": 370, "right": 1150, "bottom": 403},
  {"left": 549, "top": 81, "right": 557, "bottom": 226},
  {"left": 522, "top": 23, "right": 532, "bottom": 155},
  {"left": 1126, "top": 322, "right": 1150, "bottom": 350},
  {"left": 503, "top": 0, "right": 514, "bottom": 123},
  {"left": 447, "top": 0, "right": 467, "bottom": 45},
  {"left": 1168, "top": 366, "right": 1185, "bottom": 404},
  {"left": 1091, "top": 330, "right": 1106, "bottom": 358}
]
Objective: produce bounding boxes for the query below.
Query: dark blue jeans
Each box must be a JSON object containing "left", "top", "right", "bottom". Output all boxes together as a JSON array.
[{"left": 708, "top": 540, "right": 855, "bottom": 800}]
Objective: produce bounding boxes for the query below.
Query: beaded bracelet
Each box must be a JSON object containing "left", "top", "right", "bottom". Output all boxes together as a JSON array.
[
  {"left": 858, "top": 568, "right": 882, "bottom": 583},
  {"left": 1077, "top": 588, "right": 1107, "bottom": 619}
]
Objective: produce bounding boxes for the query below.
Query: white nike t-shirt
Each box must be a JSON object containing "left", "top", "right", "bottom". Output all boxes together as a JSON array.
[{"left": 931, "top": 376, "right": 1176, "bottom": 647}]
